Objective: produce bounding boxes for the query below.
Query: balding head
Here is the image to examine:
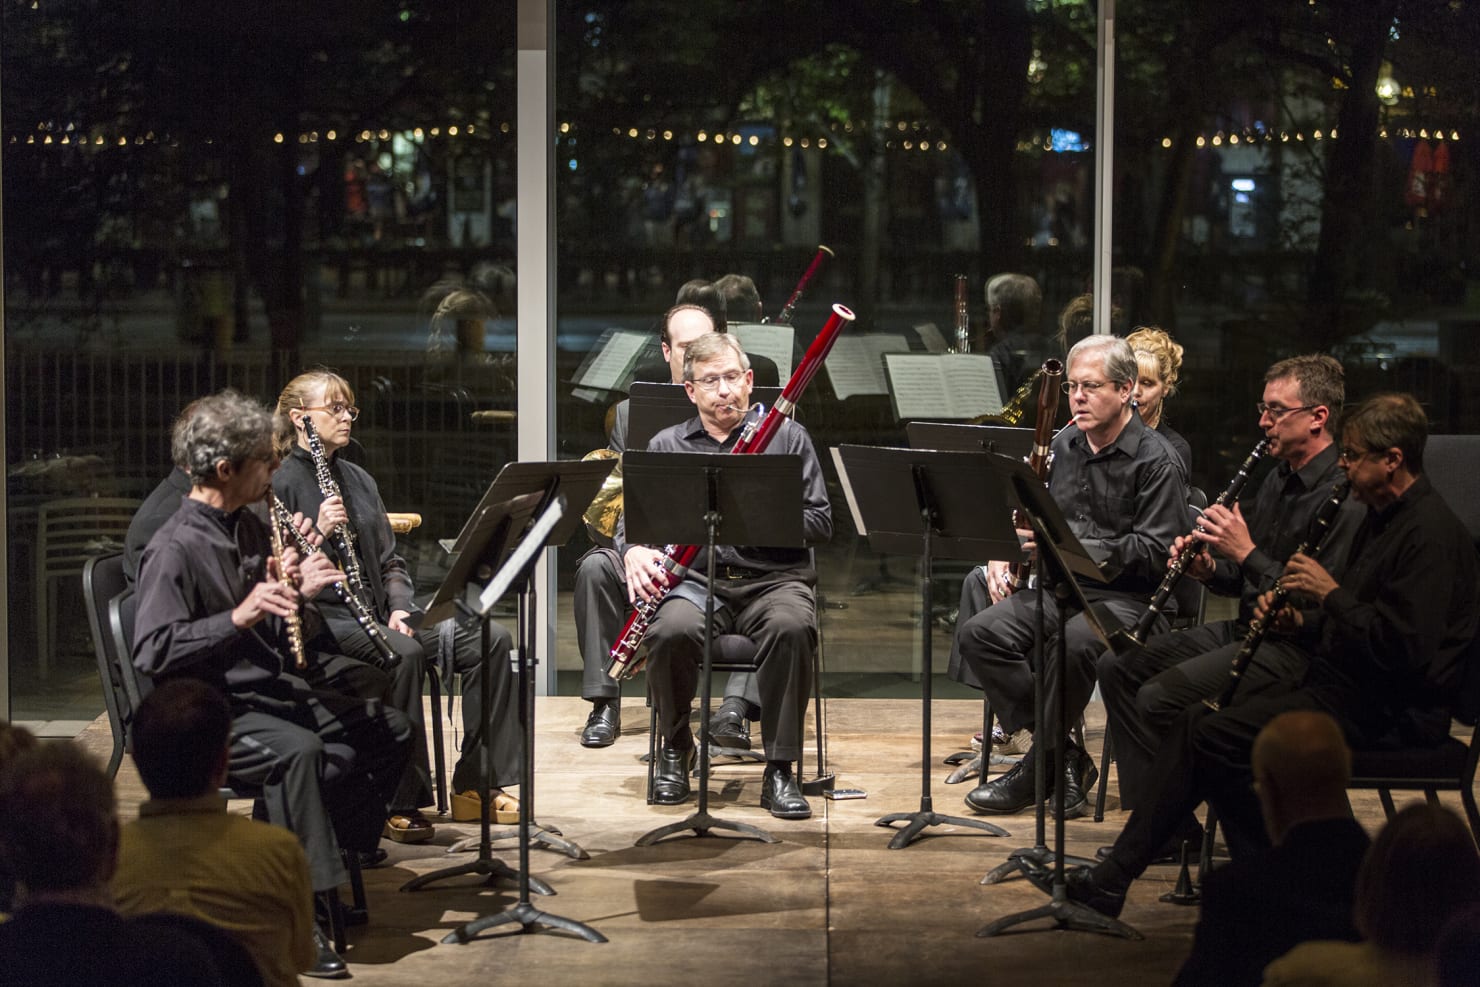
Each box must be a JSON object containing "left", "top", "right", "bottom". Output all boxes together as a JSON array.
[{"left": 1252, "top": 711, "right": 1353, "bottom": 843}]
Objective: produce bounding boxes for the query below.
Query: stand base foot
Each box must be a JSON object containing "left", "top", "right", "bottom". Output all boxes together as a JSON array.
[
  {"left": 981, "top": 846, "right": 1099, "bottom": 885},
  {"left": 635, "top": 810, "right": 779, "bottom": 847},
  {"left": 447, "top": 824, "right": 589, "bottom": 861},
  {"left": 400, "top": 856, "right": 555, "bottom": 897},
  {"left": 443, "top": 901, "right": 607, "bottom": 945},
  {"left": 977, "top": 898, "right": 1143, "bottom": 940},
  {"left": 874, "top": 809, "right": 1009, "bottom": 849},
  {"left": 800, "top": 773, "right": 836, "bottom": 797}
]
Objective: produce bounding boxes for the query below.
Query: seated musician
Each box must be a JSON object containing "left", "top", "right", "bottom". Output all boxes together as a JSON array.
[
  {"left": 132, "top": 389, "right": 412, "bottom": 905},
  {"left": 952, "top": 335, "right": 1188, "bottom": 819},
  {"left": 1125, "top": 326, "right": 1191, "bottom": 474},
  {"left": 1096, "top": 355, "right": 1361, "bottom": 827},
  {"left": 1062, "top": 393, "right": 1480, "bottom": 919},
  {"left": 271, "top": 370, "right": 523, "bottom": 833},
  {"left": 576, "top": 303, "right": 762, "bottom": 750},
  {"left": 616, "top": 331, "right": 831, "bottom": 819}
]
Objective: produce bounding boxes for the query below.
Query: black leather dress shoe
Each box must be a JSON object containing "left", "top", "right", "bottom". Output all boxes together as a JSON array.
[
  {"left": 652, "top": 745, "right": 695, "bottom": 805},
  {"left": 965, "top": 758, "right": 1038, "bottom": 814},
  {"left": 1024, "top": 863, "right": 1128, "bottom": 919},
  {"left": 709, "top": 706, "right": 751, "bottom": 750},
  {"left": 581, "top": 701, "right": 621, "bottom": 748},
  {"left": 304, "top": 924, "right": 349, "bottom": 979},
  {"left": 357, "top": 847, "right": 388, "bottom": 869},
  {"left": 1060, "top": 748, "right": 1099, "bottom": 819},
  {"left": 760, "top": 762, "right": 811, "bottom": 819}
]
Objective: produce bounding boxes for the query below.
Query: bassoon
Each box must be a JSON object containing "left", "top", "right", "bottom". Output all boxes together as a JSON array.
[
  {"left": 770, "top": 245, "right": 833, "bottom": 326},
  {"left": 1206, "top": 479, "right": 1351, "bottom": 710},
  {"left": 604, "top": 302, "right": 856, "bottom": 681},
  {"left": 1108, "top": 437, "right": 1271, "bottom": 654},
  {"left": 952, "top": 274, "right": 970, "bottom": 352},
  {"left": 1005, "top": 359, "right": 1065, "bottom": 591}
]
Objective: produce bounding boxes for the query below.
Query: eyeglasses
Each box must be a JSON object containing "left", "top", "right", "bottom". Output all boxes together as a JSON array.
[
  {"left": 1061, "top": 379, "right": 1110, "bottom": 394},
  {"left": 690, "top": 370, "right": 747, "bottom": 391},
  {"left": 1339, "top": 446, "right": 1378, "bottom": 462},
  {"left": 1256, "top": 403, "right": 1315, "bottom": 421},
  {"left": 300, "top": 403, "right": 359, "bottom": 421}
]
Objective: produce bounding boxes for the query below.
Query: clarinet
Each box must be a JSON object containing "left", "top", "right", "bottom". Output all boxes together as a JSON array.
[
  {"left": 1108, "top": 437, "right": 1271, "bottom": 654},
  {"left": 301, "top": 417, "right": 373, "bottom": 610},
  {"left": 267, "top": 494, "right": 398, "bottom": 667},
  {"left": 604, "top": 302, "right": 856, "bottom": 681},
  {"left": 770, "top": 245, "right": 833, "bottom": 326},
  {"left": 1206, "top": 479, "right": 1351, "bottom": 711},
  {"left": 266, "top": 492, "right": 308, "bottom": 669},
  {"left": 1005, "top": 359, "right": 1065, "bottom": 590}
]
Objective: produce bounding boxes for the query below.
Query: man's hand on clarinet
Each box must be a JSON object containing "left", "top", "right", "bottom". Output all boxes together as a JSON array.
[
  {"left": 985, "top": 560, "right": 1013, "bottom": 604},
  {"left": 1253, "top": 589, "right": 1303, "bottom": 634},
  {"left": 1170, "top": 533, "right": 1216, "bottom": 582},
  {"left": 1194, "top": 503, "right": 1256, "bottom": 565},
  {"left": 1276, "top": 552, "right": 1338, "bottom": 605},
  {"left": 624, "top": 546, "right": 669, "bottom": 604}
]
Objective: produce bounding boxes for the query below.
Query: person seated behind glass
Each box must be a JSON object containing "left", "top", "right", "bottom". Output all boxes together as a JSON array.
[{"left": 1124, "top": 325, "right": 1191, "bottom": 473}]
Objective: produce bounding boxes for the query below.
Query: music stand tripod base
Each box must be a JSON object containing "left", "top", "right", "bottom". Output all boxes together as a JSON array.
[
  {"left": 443, "top": 901, "right": 608, "bottom": 945},
  {"left": 977, "top": 893, "right": 1144, "bottom": 941},
  {"left": 401, "top": 851, "right": 554, "bottom": 898},
  {"left": 875, "top": 808, "right": 1010, "bottom": 850},
  {"left": 446, "top": 822, "right": 590, "bottom": 862},
  {"left": 636, "top": 809, "right": 780, "bottom": 847},
  {"left": 981, "top": 845, "right": 1099, "bottom": 885}
]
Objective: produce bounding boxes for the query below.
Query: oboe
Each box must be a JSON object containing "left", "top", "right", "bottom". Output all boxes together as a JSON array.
[
  {"left": 1206, "top": 480, "right": 1351, "bottom": 711},
  {"left": 1108, "top": 437, "right": 1271, "bottom": 654},
  {"left": 604, "top": 303, "right": 856, "bottom": 681},
  {"left": 770, "top": 245, "right": 833, "bottom": 326},
  {"left": 268, "top": 495, "right": 398, "bottom": 667},
  {"left": 267, "top": 492, "right": 308, "bottom": 669},
  {"left": 301, "top": 416, "right": 373, "bottom": 610}
]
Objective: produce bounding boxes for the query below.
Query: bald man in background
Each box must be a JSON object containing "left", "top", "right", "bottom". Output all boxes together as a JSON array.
[{"left": 1173, "top": 711, "right": 1370, "bottom": 987}]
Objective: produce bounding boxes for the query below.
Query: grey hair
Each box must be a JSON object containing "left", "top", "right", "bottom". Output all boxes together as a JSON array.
[
  {"left": 985, "top": 273, "right": 1043, "bottom": 330},
  {"left": 1066, "top": 334, "right": 1137, "bottom": 387},
  {"left": 682, "top": 332, "right": 750, "bottom": 382},
  {"left": 172, "top": 389, "right": 275, "bottom": 483}
]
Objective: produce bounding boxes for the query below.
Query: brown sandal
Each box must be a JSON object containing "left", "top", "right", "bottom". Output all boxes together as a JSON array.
[
  {"left": 383, "top": 813, "right": 436, "bottom": 844},
  {"left": 451, "top": 789, "right": 520, "bottom": 824}
]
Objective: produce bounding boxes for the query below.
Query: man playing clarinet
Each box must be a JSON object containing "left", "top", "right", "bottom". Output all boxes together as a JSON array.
[
  {"left": 954, "top": 334, "right": 1188, "bottom": 819},
  {"left": 1061, "top": 393, "right": 1479, "bottom": 918},
  {"left": 1096, "top": 355, "right": 1362, "bottom": 835},
  {"left": 619, "top": 331, "right": 831, "bottom": 819}
]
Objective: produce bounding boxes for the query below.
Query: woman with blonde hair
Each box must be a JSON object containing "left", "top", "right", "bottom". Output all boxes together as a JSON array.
[
  {"left": 272, "top": 369, "right": 524, "bottom": 838},
  {"left": 1125, "top": 326, "right": 1190, "bottom": 473}
]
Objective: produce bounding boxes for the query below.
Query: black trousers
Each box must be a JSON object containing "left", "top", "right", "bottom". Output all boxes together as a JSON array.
[
  {"left": 227, "top": 660, "right": 412, "bottom": 893},
  {"left": 1096, "top": 620, "right": 1311, "bottom": 809},
  {"left": 575, "top": 546, "right": 759, "bottom": 709},
  {"left": 645, "top": 572, "right": 815, "bottom": 762},
  {"left": 954, "top": 581, "right": 1151, "bottom": 743},
  {"left": 323, "top": 610, "right": 522, "bottom": 800}
]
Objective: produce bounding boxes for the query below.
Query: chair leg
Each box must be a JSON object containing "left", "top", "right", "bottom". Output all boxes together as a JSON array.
[
  {"left": 1094, "top": 723, "right": 1113, "bottom": 823},
  {"left": 1197, "top": 808, "right": 1219, "bottom": 887},
  {"left": 426, "top": 666, "right": 448, "bottom": 816},
  {"left": 646, "top": 692, "right": 659, "bottom": 805},
  {"left": 319, "top": 889, "right": 346, "bottom": 955},
  {"left": 1378, "top": 788, "right": 1398, "bottom": 820},
  {"left": 1462, "top": 780, "right": 1480, "bottom": 851}
]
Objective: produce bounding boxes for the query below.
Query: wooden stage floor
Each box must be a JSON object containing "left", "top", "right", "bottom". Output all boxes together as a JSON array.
[{"left": 85, "top": 696, "right": 1424, "bottom": 987}]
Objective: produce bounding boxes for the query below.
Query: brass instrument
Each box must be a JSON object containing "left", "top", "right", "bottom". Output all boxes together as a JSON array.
[
  {"left": 974, "top": 366, "right": 1043, "bottom": 427},
  {"left": 1206, "top": 480, "right": 1351, "bottom": 710},
  {"left": 267, "top": 492, "right": 308, "bottom": 669},
  {"left": 582, "top": 447, "right": 623, "bottom": 541},
  {"left": 1108, "top": 437, "right": 1271, "bottom": 655}
]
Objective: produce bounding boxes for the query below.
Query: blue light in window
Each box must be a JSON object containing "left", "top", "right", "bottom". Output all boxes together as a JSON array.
[{"left": 1050, "top": 128, "right": 1085, "bottom": 152}]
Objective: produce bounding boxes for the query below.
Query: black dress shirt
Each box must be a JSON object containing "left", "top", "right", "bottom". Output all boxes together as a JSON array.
[
  {"left": 271, "top": 448, "right": 413, "bottom": 620},
  {"left": 1047, "top": 409, "right": 1188, "bottom": 599},
  {"left": 1204, "top": 442, "right": 1363, "bottom": 625},
  {"left": 1305, "top": 474, "right": 1480, "bottom": 739},
  {"left": 614, "top": 412, "right": 831, "bottom": 578}
]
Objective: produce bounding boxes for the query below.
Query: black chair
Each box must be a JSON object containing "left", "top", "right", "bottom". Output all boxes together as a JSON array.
[
  {"left": 84, "top": 554, "right": 133, "bottom": 777},
  {"left": 128, "top": 912, "right": 266, "bottom": 987}
]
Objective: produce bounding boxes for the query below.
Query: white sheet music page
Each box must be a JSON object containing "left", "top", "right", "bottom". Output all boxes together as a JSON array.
[
  {"left": 943, "top": 353, "right": 1004, "bottom": 418},
  {"left": 573, "top": 328, "right": 649, "bottom": 392},
  {"left": 884, "top": 353, "right": 1003, "bottom": 419},
  {"left": 732, "top": 323, "right": 795, "bottom": 378},
  {"left": 825, "top": 335, "right": 910, "bottom": 399}
]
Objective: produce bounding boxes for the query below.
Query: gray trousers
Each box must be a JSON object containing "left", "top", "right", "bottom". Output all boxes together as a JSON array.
[
  {"left": 645, "top": 572, "right": 815, "bottom": 761},
  {"left": 1096, "top": 619, "right": 1311, "bottom": 810},
  {"left": 575, "top": 546, "right": 758, "bottom": 710}
]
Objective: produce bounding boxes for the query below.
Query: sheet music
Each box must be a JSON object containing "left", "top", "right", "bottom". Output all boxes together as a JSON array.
[
  {"left": 732, "top": 323, "right": 795, "bottom": 378},
  {"left": 572, "top": 329, "right": 650, "bottom": 392},
  {"left": 914, "top": 321, "right": 949, "bottom": 353},
  {"left": 476, "top": 494, "right": 566, "bottom": 616},
  {"left": 884, "top": 353, "right": 1003, "bottom": 419},
  {"left": 825, "top": 334, "right": 910, "bottom": 399}
]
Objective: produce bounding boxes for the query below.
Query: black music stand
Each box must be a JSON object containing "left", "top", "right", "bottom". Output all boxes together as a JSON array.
[
  {"left": 832, "top": 445, "right": 1018, "bottom": 849},
  {"left": 622, "top": 450, "right": 805, "bottom": 847},
  {"left": 977, "top": 466, "right": 1141, "bottom": 941},
  {"left": 907, "top": 423, "right": 1033, "bottom": 782}
]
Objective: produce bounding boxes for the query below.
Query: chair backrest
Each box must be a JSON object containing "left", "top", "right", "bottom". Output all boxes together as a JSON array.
[
  {"left": 37, "top": 497, "right": 142, "bottom": 582},
  {"left": 83, "top": 553, "right": 131, "bottom": 775},
  {"left": 127, "top": 912, "right": 266, "bottom": 987},
  {"left": 110, "top": 588, "right": 153, "bottom": 711},
  {"left": 1425, "top": 435, "right": 1480, "bottom": 544}
]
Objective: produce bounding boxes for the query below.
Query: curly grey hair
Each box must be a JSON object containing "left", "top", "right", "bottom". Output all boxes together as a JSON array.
[{"left": 172, "top": 389, "right": 275, "bottom": 483}]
